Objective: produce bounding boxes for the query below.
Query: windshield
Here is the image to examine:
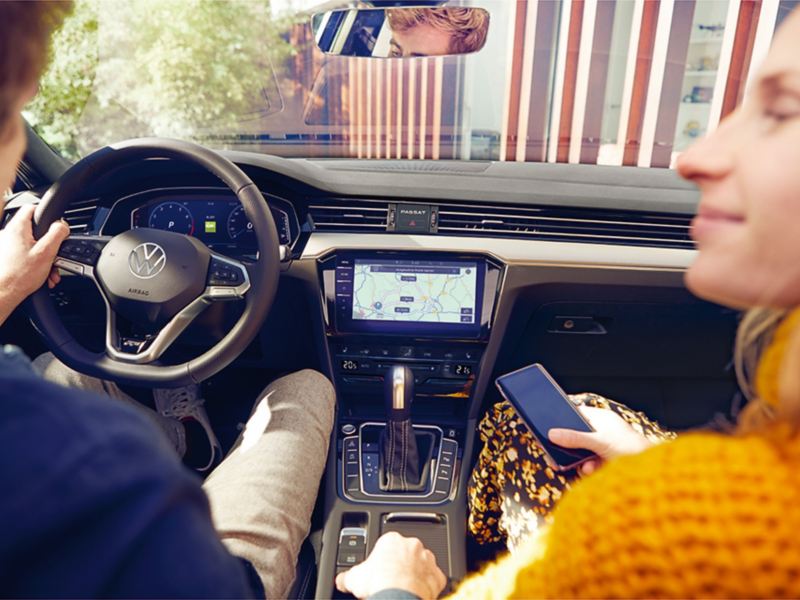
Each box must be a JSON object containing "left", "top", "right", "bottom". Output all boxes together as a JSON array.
[{"left": 24, "top": 0, "right": 799, "bottom": 167}]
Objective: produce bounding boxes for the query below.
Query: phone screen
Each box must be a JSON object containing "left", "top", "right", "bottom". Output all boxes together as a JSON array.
[{"left": 495, "top": 364, "right": 595, "bottom": 470}]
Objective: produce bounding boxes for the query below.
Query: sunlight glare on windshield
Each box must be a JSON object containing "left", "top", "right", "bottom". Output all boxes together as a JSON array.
[{"left": 23, "top": 0, "right": 799, "bottom": 168}]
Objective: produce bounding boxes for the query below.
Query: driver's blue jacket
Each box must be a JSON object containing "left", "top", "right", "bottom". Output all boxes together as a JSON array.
[{"left": 0, "top": 345, "right": 264, "bottom": 598}]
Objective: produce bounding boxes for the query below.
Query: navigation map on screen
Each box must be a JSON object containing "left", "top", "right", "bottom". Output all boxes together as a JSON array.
[{"left": 352, "top": 260, "right": 478, "bottom": 324}]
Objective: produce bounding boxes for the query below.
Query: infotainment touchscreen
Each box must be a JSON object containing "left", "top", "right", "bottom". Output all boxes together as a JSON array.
[
  {"left": 334, "top": 255, "right": 485, "bottom": 337},
  {"left": 353, "top": 259, "right": 477, "bottom": 324}
]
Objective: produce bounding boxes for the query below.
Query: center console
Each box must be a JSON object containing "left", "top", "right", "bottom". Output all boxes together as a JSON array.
[
  {"left": 322, "top": 252, "right": 500, "bottom": 397},
  {"left": 316, "top": 250, "right": 503, "bottom": 596}
]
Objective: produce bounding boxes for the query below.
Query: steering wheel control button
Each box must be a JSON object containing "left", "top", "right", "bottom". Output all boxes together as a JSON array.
[
  {"left": 58, "top": 239, "right": 103, "bottom": 266},
  {"left": 54, "top": 258, "right": 84, "bottom": 276},
  {"left": 208, "top": 257, "right": 246, "bottom": 286},
  {"left": 208, "top": 287, "right": 238, "bottom": 300}
]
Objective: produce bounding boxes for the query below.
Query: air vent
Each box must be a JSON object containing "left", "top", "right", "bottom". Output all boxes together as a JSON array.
[
  {"left": 437, "top": 203, "right": 694, "bottom": 249},
  {"left": 308, "top": 198, "right": 694, "bottom": 249},
  {"left": 15, "top": 161, "right": 45, "bottom": 190},
  {"left": 63, "top": 197, "right": 99, "bottom": 233},
  {"left": 308, "top": 199, "right": 389, "bottom": 232}
]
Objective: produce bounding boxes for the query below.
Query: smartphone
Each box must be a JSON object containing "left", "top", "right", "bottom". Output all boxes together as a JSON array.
[{"left": 495, "top": 363, "right": 596, "bottom": 471}]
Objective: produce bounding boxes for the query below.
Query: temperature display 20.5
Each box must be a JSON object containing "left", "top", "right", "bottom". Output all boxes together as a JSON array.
[{"left": 132, "top": 197, "right": 292, "bottom": 259}]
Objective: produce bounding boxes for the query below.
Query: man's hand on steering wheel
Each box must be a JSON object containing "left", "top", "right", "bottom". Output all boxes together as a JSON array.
[{"left": 0, "top": 204, "right": 68, "bottom": 325}]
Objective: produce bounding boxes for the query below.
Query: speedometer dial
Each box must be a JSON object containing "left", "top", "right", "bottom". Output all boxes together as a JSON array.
[
  {"left": 226, "top": 205, "right": 292, "bottom": 246},
  {"left": 148, "top": 202, "right": 194, "bottom": 235},
  {"left": 226, "top": 205, "right": 255, "bottom": 242}
]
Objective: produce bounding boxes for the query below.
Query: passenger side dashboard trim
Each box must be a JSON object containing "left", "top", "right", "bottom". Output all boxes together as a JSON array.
[{"left": 301, "top": 233, "right": 695, "bottom": 271}]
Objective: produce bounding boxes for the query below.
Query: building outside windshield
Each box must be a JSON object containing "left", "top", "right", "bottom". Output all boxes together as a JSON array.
[{"left": 25, "top": 0, "right": 800, "bottom": 168}]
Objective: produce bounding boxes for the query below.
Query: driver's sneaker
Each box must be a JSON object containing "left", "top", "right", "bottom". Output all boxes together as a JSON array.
[{"left": 153, "top": 385, "right": 222, "bottom": 472}]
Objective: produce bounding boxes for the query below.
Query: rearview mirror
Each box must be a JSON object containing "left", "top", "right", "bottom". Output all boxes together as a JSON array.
[{"left": 311, "top": 6, "right": 490, "bottom": 58}]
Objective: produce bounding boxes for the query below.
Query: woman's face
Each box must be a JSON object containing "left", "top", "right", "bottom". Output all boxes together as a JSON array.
[{"left": 678, "top": 11, "right": 800, "bottom": 310}]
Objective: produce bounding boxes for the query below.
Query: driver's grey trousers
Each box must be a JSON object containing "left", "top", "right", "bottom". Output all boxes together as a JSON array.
[{"left": 33, "top": 354, "right": 335, "bottom": 599}]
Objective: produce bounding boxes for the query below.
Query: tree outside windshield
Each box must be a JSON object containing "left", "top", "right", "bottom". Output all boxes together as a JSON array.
[{"left": 25, "top": 0, "right": 800, "bottom": 168}]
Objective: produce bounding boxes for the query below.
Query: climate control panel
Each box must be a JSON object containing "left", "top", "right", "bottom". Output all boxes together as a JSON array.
[{"left": 330, "top": 341, "right": 481, "bottom": 395}]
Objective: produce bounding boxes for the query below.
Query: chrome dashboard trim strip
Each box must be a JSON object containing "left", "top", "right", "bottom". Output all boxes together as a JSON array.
[
  {"left": 436, "top": 209, "right": 690, "bottom": 229},
  {"left": 300, "top": 233, "right": 695, "bottom": 271},
  {"left": 436, "top": 226, "right": 692, "bottom": 247}
]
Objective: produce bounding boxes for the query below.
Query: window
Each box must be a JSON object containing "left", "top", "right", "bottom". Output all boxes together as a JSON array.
[{"left": 26, "top": 0, "right": 792, "bottom": 168}]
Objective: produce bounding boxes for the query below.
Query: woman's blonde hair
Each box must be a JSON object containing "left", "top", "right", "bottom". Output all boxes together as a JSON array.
[
  {"left": 734, "top": 307, "right": 800, "bottom": 433},
  {"left": 780, "top": 318, "right": 800, "bottom": 423}
]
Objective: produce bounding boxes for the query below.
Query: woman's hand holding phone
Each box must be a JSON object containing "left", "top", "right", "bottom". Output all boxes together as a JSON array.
[
  {"left": 496, "top": 364, "right": 658, "bottom": 473},
  {"left": 549, "top": 406, "right": 654, "bottom": 475}
]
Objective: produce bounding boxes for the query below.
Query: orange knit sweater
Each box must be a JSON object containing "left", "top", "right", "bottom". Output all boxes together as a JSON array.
[{"left": 450, "top": 313, "right": 800, "bottom": 598}]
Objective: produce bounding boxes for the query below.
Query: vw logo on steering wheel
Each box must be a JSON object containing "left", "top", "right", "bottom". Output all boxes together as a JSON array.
[{"left": 129, "top": 243, "right": 167, "bottom": 279}]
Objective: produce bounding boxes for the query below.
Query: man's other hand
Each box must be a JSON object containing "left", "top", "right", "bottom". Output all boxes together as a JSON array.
[
  {"left": 335, "top": 532, "right": 447, "bottom": 600},
  {"left": 0, "top": 204, "right": 69, "bottom": 323}
]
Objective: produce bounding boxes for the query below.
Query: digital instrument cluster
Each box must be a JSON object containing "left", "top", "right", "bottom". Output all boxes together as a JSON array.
[{"left": 130, "top": 195, "right": 297, "bottom": 260}]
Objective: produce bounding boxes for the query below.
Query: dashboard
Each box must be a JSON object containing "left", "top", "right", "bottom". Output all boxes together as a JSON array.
[
  {"left": 18, "top": 155, "right": 721, "bottom": 600},
  {"left": 17, "top": 154, "right": 723, "bottom": 457},
  {"left": 102, "top": 187, "right": 300, "bottom": 261}
]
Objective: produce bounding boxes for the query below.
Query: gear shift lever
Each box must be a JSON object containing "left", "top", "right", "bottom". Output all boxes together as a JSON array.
[
  {"left": 386, "top": 364, "right": 414, "bottom": 421},
  {"left": 380, "top": 365, "right": 426, "bottom": 491}
]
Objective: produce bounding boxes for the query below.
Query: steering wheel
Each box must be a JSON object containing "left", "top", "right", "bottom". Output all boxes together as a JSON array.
[{"left": 28, "top": 138, "right": 281, "bottom": 388}]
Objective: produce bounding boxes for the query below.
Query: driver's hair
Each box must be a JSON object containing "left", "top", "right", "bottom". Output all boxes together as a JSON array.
[
  {"left": 386, "top": 7, "right": 489, "bottom": 55},
  {"left": 0, "top": 1, "right": 71, "bottom": 140}
]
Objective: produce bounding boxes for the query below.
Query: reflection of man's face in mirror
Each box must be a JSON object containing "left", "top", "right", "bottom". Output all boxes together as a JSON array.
[
  {"left": 385, "top": 7, "right": 488, "bottom": 59},
  {"left": 389, "top": 23, "right": 452, "bottom": 58}
]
